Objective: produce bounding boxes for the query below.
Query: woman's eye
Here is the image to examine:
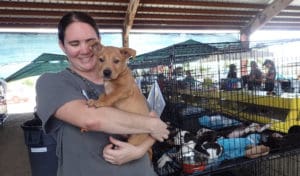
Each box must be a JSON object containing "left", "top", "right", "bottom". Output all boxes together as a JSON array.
[
  {"left": 99, "top": 58, "right": 104, "bottom": 62},
  {"left": 69, "top": 41, "right": 79, "bottom": 47},
  {"left": 114, "top": 60, "right": 119, "bottom": 64}
]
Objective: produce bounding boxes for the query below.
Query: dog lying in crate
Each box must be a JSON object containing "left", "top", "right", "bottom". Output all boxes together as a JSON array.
[
  {"left": 86, "top": 39, "right": 153, "bottom": 159},
  {"left": 156, "top": 121, "right": 272, "bottom": 174}
]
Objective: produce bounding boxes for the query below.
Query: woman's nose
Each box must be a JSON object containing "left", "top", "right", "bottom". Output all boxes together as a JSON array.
[{"left": 81, "top": 43, "right": 92, "bottom": 54}]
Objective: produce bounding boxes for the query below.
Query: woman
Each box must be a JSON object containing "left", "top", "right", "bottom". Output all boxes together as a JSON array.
[
  {"left": 35, "top": 11, "right": 169, "bottom": 176},
  {"left": 227, "top": 64, "right": 237, "bottom": 79},
  {"left": 263, "top": 59, "right": 276, "bottom": 95},
  {"left": 248, "top": 61, "right": 263, "bottom": 90}
]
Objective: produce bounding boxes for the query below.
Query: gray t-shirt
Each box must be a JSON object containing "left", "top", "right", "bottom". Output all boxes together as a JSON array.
[{"left": 35, "top": 69, "right": 157, "bottom": 176}]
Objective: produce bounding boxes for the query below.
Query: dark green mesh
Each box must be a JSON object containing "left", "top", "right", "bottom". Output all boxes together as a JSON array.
[{"left": 5, "top": 53, "right": 68, "bottom": 82}]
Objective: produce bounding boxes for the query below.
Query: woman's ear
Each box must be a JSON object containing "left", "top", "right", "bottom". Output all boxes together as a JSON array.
[{"left": 59, "top": 41, "right": 66, "bottom": 54}]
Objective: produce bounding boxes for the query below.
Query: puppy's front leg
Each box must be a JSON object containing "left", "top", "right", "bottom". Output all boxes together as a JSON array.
[
  {"left": 95, "top": 89, "right": 132, "bottom": 108},
  {"left": 86, "top": 94, "right": 110, "bottom": 108},
  {"left": 94, "top": 94, "right": 112, "bottom": 107}
]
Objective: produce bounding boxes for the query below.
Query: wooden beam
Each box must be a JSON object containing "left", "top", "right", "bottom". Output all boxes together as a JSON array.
[
  {"left": 123, "top": 0, "right": 140, "bottom": 47},
  {"left": 241, "top": 0, "right": 293, "bottom": 40},
  {"left": 140, "top": 0, "right": 266, "bottom": 9}
]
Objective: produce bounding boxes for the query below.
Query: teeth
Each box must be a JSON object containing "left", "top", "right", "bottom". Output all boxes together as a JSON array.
[{"left": 81, "top": 57, "right": 91, "bottom": 63}]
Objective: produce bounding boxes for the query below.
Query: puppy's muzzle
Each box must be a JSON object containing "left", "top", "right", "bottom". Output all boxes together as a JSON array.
[{"left": 103, "top": 69, "right": 112, "bottom": 79}]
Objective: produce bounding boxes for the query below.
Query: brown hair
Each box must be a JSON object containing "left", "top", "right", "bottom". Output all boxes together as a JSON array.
[{"left": 58, "top": 11, "right": 100, "bottom": 44}]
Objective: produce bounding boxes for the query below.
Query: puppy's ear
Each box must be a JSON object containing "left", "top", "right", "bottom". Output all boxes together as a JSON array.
[
  {"left": 184, "top": 132, "right": 195, "bottom": 143},
  {"left": 88, "top": 39, "right": 103, "bottom": 53},
  {"left": 120, "top": 48, "right": 136, "bottom": 60}
]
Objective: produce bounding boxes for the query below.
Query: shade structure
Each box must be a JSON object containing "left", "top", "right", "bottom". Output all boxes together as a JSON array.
[
  {"left": 5, "top": 53, "right": 68, "bottom": 82},
  {"left": 129, "top": 39, "right": 219, "bottom": 69}
]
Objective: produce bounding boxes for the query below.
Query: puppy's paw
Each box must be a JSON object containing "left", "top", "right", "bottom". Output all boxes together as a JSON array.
[
  {"left": 87, "top": 99, "right": 96, "bottom": 107},
  {"left": 94, "top": 101, "right": 106, "bottom": 108},
  {"left": 87, "top": 99, "right": 106, "bottom": 108}
]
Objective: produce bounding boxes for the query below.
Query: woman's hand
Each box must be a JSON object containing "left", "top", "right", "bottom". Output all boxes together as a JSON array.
[
  {"left": 148, "top": 111, "right": 169, "bottom": 142},
  {"left": 103, "top": 136, "right": 144, "bottom": 165}
]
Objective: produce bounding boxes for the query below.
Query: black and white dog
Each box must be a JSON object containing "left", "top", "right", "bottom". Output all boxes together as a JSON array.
[{"left": 157, "top": 128, "right": 222, "bottom": 169}]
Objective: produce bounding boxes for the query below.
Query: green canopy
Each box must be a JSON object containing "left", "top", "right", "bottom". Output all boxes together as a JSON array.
[
  {"left": 5, "top": 53, "right": 68, "bottom": 82},
  {"left": 129, "top": 39, "right": 218, "bottom": 69}
]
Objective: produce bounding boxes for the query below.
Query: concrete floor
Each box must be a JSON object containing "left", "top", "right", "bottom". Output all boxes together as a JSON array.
[{"left": 0, "top": 113, "right": 32, "bottom": 176}]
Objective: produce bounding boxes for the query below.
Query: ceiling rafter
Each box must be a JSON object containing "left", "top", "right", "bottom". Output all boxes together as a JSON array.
[
  {"left": 139, "top": 0, "right": 266, "bottom": 9},
  {"left": 1, "top": 0, "right": 300, "bottom": 46},
  {"left": 0, "top": 1, "right": 127, "bottom": 11},
  {"left": 241, "top": 0, "right": 294, "bottom": 38},
  {"left": 123, "top": 0, "right": 140, "bottom": 47}
]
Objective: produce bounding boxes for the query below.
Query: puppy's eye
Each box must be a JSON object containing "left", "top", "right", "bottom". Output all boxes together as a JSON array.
[
  {"left": 99, "top": 58, "right": 104, "bottom": 62},
  {"left": 114, "top": 60, "right": 120, "bottom": 64}
]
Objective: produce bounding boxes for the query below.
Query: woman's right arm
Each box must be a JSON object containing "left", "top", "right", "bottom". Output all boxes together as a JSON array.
[
  {"left": 36, "top": 73, "right": 169, "bottom": 141},
  {"left": 54, "top": 99, "right": 169, "bottom": 142}
]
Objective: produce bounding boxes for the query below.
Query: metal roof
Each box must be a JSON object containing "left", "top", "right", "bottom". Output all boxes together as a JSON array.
[{"left": 1, "top": 0, "right": 300, "bottom": 45}]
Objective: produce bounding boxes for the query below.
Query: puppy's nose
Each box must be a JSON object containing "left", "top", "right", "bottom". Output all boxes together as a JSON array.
[{"left": 103, "top": 69, "right": 112, "bottom": 78}]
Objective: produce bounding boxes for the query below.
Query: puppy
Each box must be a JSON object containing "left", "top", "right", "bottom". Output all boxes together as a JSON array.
[{"left": 87, "top": 40, "right": 152, "bottom": 159}]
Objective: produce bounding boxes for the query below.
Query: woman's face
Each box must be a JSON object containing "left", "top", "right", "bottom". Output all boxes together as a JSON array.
[
  {"left": 59, "top": 21, "right": 99, "bottom": 73},
  {"left": 265, "top": 63, "right": 271, "bottom": 68}
]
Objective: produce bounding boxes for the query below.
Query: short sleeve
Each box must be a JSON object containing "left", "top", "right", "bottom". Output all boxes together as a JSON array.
[{"left": 35, "top": 71, "right": 83, "bottom": 134}]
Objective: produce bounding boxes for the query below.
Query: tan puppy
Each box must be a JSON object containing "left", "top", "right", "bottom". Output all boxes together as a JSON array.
[{"left": 87, "top": 40, "right": 152, "bottom": 159}]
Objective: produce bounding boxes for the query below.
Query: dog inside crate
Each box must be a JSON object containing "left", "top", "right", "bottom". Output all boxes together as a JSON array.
[
  {"left": 154, "top": 114, "right": 281, "bottom": 174},
  {"left": 153, "top": 97, "right": 300, "bottom": 175}
]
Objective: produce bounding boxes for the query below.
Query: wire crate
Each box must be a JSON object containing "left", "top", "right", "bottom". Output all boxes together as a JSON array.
[{"left": 132, "top": 39, "right": 300, "bottom": 176}]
